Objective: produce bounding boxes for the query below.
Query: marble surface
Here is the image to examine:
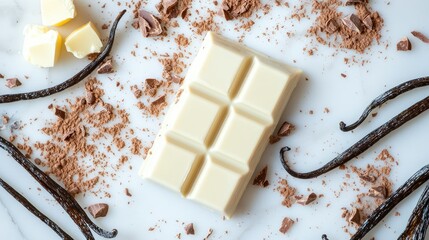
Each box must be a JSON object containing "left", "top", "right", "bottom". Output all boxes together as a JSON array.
[{"left": 0, "top": 0, "right": 429, "bottom": 239}]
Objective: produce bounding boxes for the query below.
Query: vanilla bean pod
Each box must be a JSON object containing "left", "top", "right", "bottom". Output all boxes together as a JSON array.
[
  {"left": 0, "top": 9, "right": 126, "bottom": 104},
  {"left": 339, "top": 76, "right": 429, "bottom": 132},
  {"left": 398, "top": 184, "right": 429, "bottom": 240},
  {"left": 0, "top": 178, "right": 73, "bottom": 240},
  {"left": 280, "top": 96, "right": 429, "bottom": 179},
  {"left": 350, "top": 165, "right": 429, "bottom": 240}
]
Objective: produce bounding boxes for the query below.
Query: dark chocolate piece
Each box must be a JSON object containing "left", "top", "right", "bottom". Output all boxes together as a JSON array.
[
  {"left": 252, "top": 166, "right": 269, "bottom": 187},
  {"left": 348, "top": 208, "right": 361, "bottom": 226},
  {"left": 54, "top": 108, "right": 66, "bottom": 119},
  {"left": 88, "top": 203, "right": 109, "bottom": 218},
  {"left": 0, "top": 10, "right": 126, "bottom": 104},
  {"left": 184, "top": 223, "right": 195, "bottom": 235},
  {"left": 97, "top": 58, "right": 114, "bottom": 74},
  {"left": 138, "top": 10, "right": 163, "bottom": 37},
  {"left": 269, "top": 135, "right": 281, "bottom": 144},
  {"left": 397, "top": 37, "right": 412, "bottom": 51},
  {"left": 369, "top": 186, "right": 387, "bottom": 199},
  {"left": 279, "top": 217, "right": 294, "bottom": 234},
  {"left": 325, "top": 18, "right": 339, "bottom": 34},
  {"left": 278, "top": 122, "right": 295, "bottom": 137},
  {"left": 411, "top": 31, "right": 429, "bottom": 43},
  {"left": 5, "top": 78, "right": 22, "bottom": 88},
  {"left": 145, "top": 78, "right": 162, "bottom": 97},
  {"left": 2, "top": 115, "right": 9, "bottom": 125},
  {"left": 342, "top": 14, "right": 364, "bottom": 33}
]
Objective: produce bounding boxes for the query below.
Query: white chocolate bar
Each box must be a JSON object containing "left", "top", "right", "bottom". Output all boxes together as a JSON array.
[{"left": 140, "top": 32, "right": 302, "bottom": 218}]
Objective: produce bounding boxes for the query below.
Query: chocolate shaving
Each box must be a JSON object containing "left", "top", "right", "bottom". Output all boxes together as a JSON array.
[
  {"left": 297, "top": 192, "right": 317, "bottom": 205},
  {"left": 97, "top": 58, "right": 114, "bottom": 74},
  {"left": 348, "top": 208, "right": 361, "bottom": 226},
  {"left": 342, "top": 14, "right": 364, "bottom": 34},
  {"left": 5, "top": 78, "right": 22, "bottom": 89},
  {"left": 138, "top": 10, "right": 163, "bottom": 37},
  {"left": 279, "top": 217, "right": 294, "bottom": 234},
  {"left": 252, "top": 166, "right": 269, "bottom": 187},
  {"left": 184, "top": 223, "right": 195, "bottom": 235},
  {"left": 88, "top": 203, "right": 109, "bottom": 219},
  {"left": 411, "top": 31, "right": 429, "bottom": 44},
  {"left": 397, "top": 37, "right": 412, "bottom": 51},
  {"left": 145, "top": 78, "right": 162, "bottom": 97},
  {"left": 277, "top": 122, "right": 295, "bottom": 137},
  {"left": 220, "top": 0, "right": 260, "bottom": 20},
  {"left": 369, "top": 186, "right": 387, "bottom": 199}
]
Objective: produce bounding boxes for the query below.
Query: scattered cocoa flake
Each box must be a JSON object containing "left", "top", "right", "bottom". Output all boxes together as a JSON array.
[
  {"left": 220, "top": 0, "right": 261, "bottom": 20},
  {"left": 0, "top": 74, "right": 4, "bottom": 78},
  {"left": 397, "top": 37, "right": 412, "bottom": 51},
  {"left": 411, "top": 31, "right": 429, "bottom": 43},
  {"left": 87, "top": 53, "right": 100, "bottom": 61},
  {"left": 131, "top": 85, "right": 143, "bottom": 99},
  {"left": 2, "top": 115, "right": 9, "bottom": 125},
  {"left": 297, "top": 192, "right": 317, "bottom": 205},
  {"left": 175, "top": 34, "right": 190, "bottom": 47},
  {"left": 184, "top": 223, "right": 195, "bottom": 235},
  {"left": 369, "top": 186, "right": 387, "bottom": 199},
  {"left": 342, "top": 14, "right": 364, "bottom": 34},
  {"left": 131, "top": 137, "right": 143, "bottom": 155},
  {"left": 158, "top": 0, "right": 191, "bottom": 20},
  {"left": 376, "top": 149, "right": 394, "bottom": 162},
  {"left": 149, "top": 95, "right": 167, "bottom": 116},
  {"left": 5, "top": 78, "right": 22, "bottom": 88},
  {"left": 277, "top": 122, "right": 295, "bottom": 137},
  {"left": 279, "top": 217, "right": 294, "bottom": 234},
  {"left": 97, "top": 58, "right": 114, "bottom": 74},
  {"left": 53, "top": 108, "right": 66, "bottom": 119},
  {"left": 88, "top": 203, "right": 109, "bottom": 218},
  {"left": 125, "top": 188, "right": 132, "bottom": 197},
  {"left": 269, "top": 135, "right": 281, "bottom": 144},
  {"left": 138, "top": 10, "right": 163, "bottom": 37},
  {"left": 341, "top": 73, "right": 347, "bottom": 78},
  {"left": 34, "top": 158, "right": 42, "bottom": 165},
  {"left": 252, "top": 166, "right": 269, "bottom": 187},
  {"left": 203, "top": 228, "right": 213, "bottom": 240},
  {"left": 101, "top": 23, "right": 109, "bottom": 30},
  {"left": 277, "top": 179, "right": 296, "bottom": 207}
]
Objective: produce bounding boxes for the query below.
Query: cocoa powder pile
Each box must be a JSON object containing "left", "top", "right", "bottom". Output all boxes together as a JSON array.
[{"left": 33, "top": 78, "right": 142, "bottom": 196}]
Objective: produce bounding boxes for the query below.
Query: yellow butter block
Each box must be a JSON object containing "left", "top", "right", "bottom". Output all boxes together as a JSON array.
[
  {"left": 23, "top": 25, "right": 62, "bottom": 68},
  {"left": 41, "top": 0, "right": 76, "bottom": 26},
  {"left": 65, "top": 22, "right": 103, "bottom": 59}
]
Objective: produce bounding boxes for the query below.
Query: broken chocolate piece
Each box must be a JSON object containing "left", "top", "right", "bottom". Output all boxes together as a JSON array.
[
  {"left": 348, "top": 208, "right": 361, "bottom": 226},
  {"left": 125, "top": 188, "right": 132, "bottom": 197},
  {"left": 162, "top": 0, "right": 179, "bottom": 18},
  {"left": 152, "top": 95, "right": 166, "bottom": 107},
  {"left": 411, "top": 31, "right": 429, "bottom": 43},
  {"left": 145, "top": 78, "right": 162, "bottom": 97},
  {"left": 279, "top": 217, "right": 294, "bottom": 234},
  {"left": 2, "top": 115, "right": 9, "bottom": 125},
  {"left": 5, "top": 78, "right": 22, "bottom": 88},
  {"left": 362, "top": 15, "right": 373, "bottom": 30},
  {"left": 359, "top": 174, "right": 377, "bottom": 183},
  {"left": 138, "top": 10, "right": 163, "bottom": 38},
  {"left": 277, "top": 122, "right": 295, "bottom": 137},
  {"left": 97, "top": 58, "right": 114, "bottom": 74},
  {"left": 369, "top": 186, "right": 387, "bottom": 199},
  {"left": 131, "top": 85, "right": 142, "bottom": 99},
  {"left": 0, "top": 74, "right": 4, "bottom": 78},
  {"left": 85, "top": 91, "right": 96, "bottom": 105},
  {"left": 325, "top": 18, "right": 339, "bottom": 34},
  {"left": 297, "top": 192, "right": 317, "bottom": 205},
  {"left": 54, "top": 108, "right": 66, "bottom": 119},
  {"left": 184, "top": 223, "right": 195, "bottom": 235},
  {"left": 88, "top": 203, "right": 109, "bottom": 218},
  {"left": 219, "top": 8, "right": 233, "bottom": 21},
  {"left": 342, "top": 14, "right": 364, "bottom": 34},
  {"left": 344, "top": 0, "right": 365, "bottom": 5},
  {"left": 397, "top": 37, "right": 412, "bottom": 51},
  {"left": 269, "top": 135, "right": 281, "bottom": 144},
  {"left": 252, "top": 166, "right": 269, "bottom": 187},
  {"left": 87, "top": 53, "right": 100, "bottom": 61}
]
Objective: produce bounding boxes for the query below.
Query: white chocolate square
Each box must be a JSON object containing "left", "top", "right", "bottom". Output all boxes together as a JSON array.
[
  {"left": 65, "top": 22, "right": 103, "bottom": 59},
  {"left": 41, "top": 0, "right": 76, "bottom": 27}
]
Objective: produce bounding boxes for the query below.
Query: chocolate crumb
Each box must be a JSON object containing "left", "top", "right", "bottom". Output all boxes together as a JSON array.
[
  {"left": 279, "top": 217, "right": 294, "bottom": 234},
  {"left": 86, "top": 91, "right": 96, "bottom": 105},
  {"left": 0, "top": 74, "right": 4, "bottom": 78},
  {"left": 269, "top": 135, "right": 281, "bottom": 144},
  {"left": 184, "top": 223, "right": 195, "bottom": 235},
  {"left": 204, "top": 228, "right": 213, "bottom": 240},
  {"left": 397, "top": 37, "right": 412, "bottom": 51},
  {"left": 297, "top": 192, "right": 317, "bottom": 205},
  {"left": 277, "top": 122, "right": 295, "bottom": 137},
  {"left": 97, "top": 58, "right": 114, "bottom": 74},
  {"left": 369, "top": 186, "right": 387, "bottom": 199},
  {"left": 5, "top": 78, "right": 22, "bottom": 88},
  {"left": 88, "top": 203, "right": 109, "bottom": 218},
  {"left": 145, "top": 78, "right": 162, "bottom": 97},
  {"left": 125, "top": 188, "right": 132, "bottom": 197},
  {"left": 411, "top": 31, "right": 429, "bottom": 43},
  {"left": 252, "top": 166, "right": 269, "bottom": 187},
  {"left": 348, "top": 208, "right": 361, "bottom": 226},
  {"left": 220, "top": 0, "right": 261, "bottom": 20},
  {"left": 2, "top": 115, "right": 9, "bottom": 125},
  {"left": 34, "top": 158, "right": 42, "bottom": 165},
  {"left": 344, "top": 0, "right": 365, "bottom": 5}
]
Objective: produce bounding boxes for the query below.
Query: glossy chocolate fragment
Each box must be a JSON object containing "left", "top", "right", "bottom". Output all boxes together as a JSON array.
[
  {"left": 138, "top": 10, "right": 163, "bottom": 37},
  {"left": 397, "top": 37, "right": 412, "bottom": 51},
  {"left": 88, "top": 203, "right": 109, "bottom": 219},
  {"left": 342, "top": 14, "right": 364, "bottom": 33}
]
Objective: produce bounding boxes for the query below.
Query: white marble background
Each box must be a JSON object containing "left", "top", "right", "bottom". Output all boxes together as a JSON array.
[{"left": 0, "top": 0, "right": 429, "bottom": 239}]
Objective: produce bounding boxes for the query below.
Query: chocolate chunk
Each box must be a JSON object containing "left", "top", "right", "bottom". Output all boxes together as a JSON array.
[
  {"left": 54, "top": 108, "right": 66, "bottom": 119},
  {"left": 359, "top": 174, "right": 376, "bottom": 183},
  {"left": 411, "top": 31, "right": 429, "bottom": 43},
  {"left": 86, "top": 91, "right": 96, "bottom": 105},
  {"left": 152, "top": 95, "right": 166, "bottom": 107},
  {"left": 344, "top": 0, "right": 365, "bottom": 5},
  {"left": 131, "top": 85, "right": 143, "bottom": 99},
  {"left": 369, "top": 186, "right": 387, "bottom": 199},
  {"left": 5, "top": 78, "right": 22, "bottom": 88},
  {"left": 297, "top": 192, "right": 317, "bottom": 205},
  {"left": 362, "top": 15, "right": 373, "bottom": 30},
  {"left": 180, "top": 7, "right": 189, "bottom": 20},
  {"left": 348, "top": 208, "right": 361, "bottom": 226},
  {"left": 184, "top": 223, "right": 195, "bottom": 235},
  {"left": 0, "top": 74, "right": 4, "bottom": 78},
  {"left": 145, "top": 78, "right": 162, "bottom": 97},
  {"left": 88, "top": 203, "right": 109, "bottom": 218},
  {"left": 269, "top": 135, "right": 281, "bottom": 144},
  {"left": 342, "top": 14, "right": 364, "bottom": 34},
  {"left": 138, "top": 10, "right": 163, "bottom": 37},
  {"left": 87, "top": 53, "right": 100, "bottom": 61},
  {"left": 161, "top": 0, "right": 179, "bottom": 18},
  {"left": 34, "top": 158, "right": 42, "bottom": 165},
  {"left": 97, "top": 58, "right": 114, "bottom": 74},
  {"left": 125, "top": 188, "right": 132, "bottom": 197},
  {"left": 252, "top": 166, "right": 269, "bottom": 187},
  {"left": 277, "top": 122, "right": 295, "bottom": 137},
  {"left": 397, "top": 37, "right": 412, "bottom": 51},
  {"left": 279, "top": 217, "right": 294, "bottom": 234},
  {"left": 325, "top": 18, "right": 339, "bottom": 34},
  {"left": 171, "top": 75, "right": 183, "bottom": 84},
  {"left": 2, "top": 115, "right": 9, "bottom": 125},
  {"left": 219, "top": 8, "right": 233, "bottom": 21},
  {"left": 69, "top": 187, "right": 81, "bottom": 195}
]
